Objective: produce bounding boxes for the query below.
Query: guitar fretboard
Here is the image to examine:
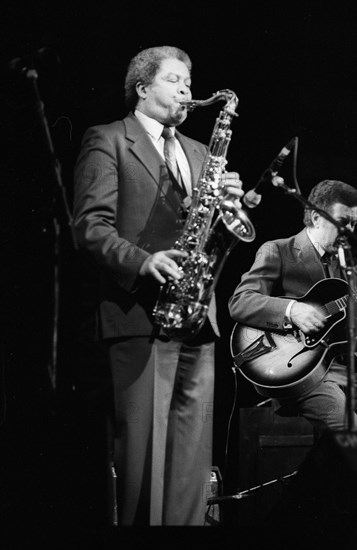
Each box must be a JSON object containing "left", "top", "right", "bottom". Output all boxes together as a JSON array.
[{"left": 324, "top": 295, "right": 347, "bottom": 317}]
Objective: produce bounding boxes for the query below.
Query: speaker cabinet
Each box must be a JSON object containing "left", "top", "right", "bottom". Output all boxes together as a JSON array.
[
  {"left": 226, "top": 403, "right": 314, "bottom": 528},
  {"left": 263, "top": 430, "right": 357, "bottom": 549}
]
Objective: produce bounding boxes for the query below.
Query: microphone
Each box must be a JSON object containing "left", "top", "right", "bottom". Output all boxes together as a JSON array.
[
  {"left": 8, "top": 47, "right": 51, "bottom": 72},
  {"left": 243, "top": 137, "right": 297, "bottom": 208}
]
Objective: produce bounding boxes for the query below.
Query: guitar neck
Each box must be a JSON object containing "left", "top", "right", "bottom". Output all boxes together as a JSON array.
[{"left": 324, "top": 295, "right": 348, "bottom": 317}]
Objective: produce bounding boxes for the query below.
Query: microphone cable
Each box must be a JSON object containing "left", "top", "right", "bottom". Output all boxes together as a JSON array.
[{"left": 221, "top": 361, "right": 239, "bottom": 490}]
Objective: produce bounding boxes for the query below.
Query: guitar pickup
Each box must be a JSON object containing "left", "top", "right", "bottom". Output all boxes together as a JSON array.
[{"left": 232, "top": 331, "right": 277, "bottom": 368}]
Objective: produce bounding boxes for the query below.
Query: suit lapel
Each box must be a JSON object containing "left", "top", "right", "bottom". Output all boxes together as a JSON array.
[
  {"left": 124, "top": 113, "right": 186, "bottom": 213},
  {"left": 124, "top": 113, "right": 206, "bottom": 186},
  {"left": 124, "top": 113, "right": 165, "bottom": 184},
  {"left": 294, "top": 229, "right": 326, "bottom": 284}
]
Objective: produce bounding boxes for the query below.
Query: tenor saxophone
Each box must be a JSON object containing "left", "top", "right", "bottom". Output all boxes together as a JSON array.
[{"left": 152, "top": 89, "right": 255, "bottom": 341}]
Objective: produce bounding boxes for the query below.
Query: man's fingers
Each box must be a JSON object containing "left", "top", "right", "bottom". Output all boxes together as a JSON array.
[
  {"left": 165, "top": 249, "right": 188, "bottom": 259},
  {"left": 224, "top": 186, "right": 244, "bottom": 197},
  {"left": 140, "top": 249, "right": 187, "bottom": 283}
]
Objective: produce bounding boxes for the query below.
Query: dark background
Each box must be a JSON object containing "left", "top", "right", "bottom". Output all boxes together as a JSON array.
[{"left": 1, "top": 0, "right": 357, "bottom": 546}]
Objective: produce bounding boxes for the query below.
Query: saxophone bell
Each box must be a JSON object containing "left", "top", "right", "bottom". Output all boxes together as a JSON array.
[{"left": 219, "top": 197, "right": 256, "bottom": 242}]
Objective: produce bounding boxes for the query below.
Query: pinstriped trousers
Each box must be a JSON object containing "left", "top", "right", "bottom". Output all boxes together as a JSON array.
[{"left": 108, "top": 336, "right": 215, "bottom": 525}]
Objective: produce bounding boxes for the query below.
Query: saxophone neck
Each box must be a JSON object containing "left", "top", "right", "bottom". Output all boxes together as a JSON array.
[{"left": 180, "top": 89, "right": 239, "bottom": 115}]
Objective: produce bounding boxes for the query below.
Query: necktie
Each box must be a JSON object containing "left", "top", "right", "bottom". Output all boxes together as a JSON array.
[
  {"left": 162, "top": 126, "right": 187, "bottom": 197},
  {"left": 162, "top": 126, "right": 178, "bottom": 180},
  {"left": 321, "top": 252, "right": 340, "bottom": 278}
]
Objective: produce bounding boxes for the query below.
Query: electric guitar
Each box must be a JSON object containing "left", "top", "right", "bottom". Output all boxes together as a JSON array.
[{"left": 230, "top": 278, "right": 353, "bottom": 398}]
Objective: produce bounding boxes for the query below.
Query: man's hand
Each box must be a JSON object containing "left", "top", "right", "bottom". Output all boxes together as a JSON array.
[
  {"left": 290, "top": 302, "right": 327, "bottom": 334},
  {"left": 221, "top": 172, "right": 244, "bottom": 209},
  {"left": 139, "top": 250, "right": 187, "bottom": 284}
]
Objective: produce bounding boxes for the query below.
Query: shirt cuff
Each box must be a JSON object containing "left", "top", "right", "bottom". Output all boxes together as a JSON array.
[{"left": 283, "top": 299, "right": 297, "bottom": 329}]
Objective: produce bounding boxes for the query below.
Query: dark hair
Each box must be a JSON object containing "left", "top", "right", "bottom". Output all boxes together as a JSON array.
[
  {"left": 303, "top": 180, "right": 357, "bottom": 227},
  {"left": 124, "top": 46, "right": 192, "bottom": 111}
]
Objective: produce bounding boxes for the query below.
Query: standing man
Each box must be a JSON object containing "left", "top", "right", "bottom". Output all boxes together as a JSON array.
[
  {"left": 73, "top": 45, "right": 244, "bottom": 525},
  {"left": 229, "top": 180, "right": 357, "bottom": 433}
]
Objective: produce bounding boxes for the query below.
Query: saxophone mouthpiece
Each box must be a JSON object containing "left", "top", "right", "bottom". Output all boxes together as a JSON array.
[{"left": 179, "top": 100, "right": 196, "bottom": 112}]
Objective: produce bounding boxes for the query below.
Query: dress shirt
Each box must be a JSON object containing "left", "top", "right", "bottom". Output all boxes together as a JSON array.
[{"left": 134, "top": 110, "right": 192, "bottom": 197}]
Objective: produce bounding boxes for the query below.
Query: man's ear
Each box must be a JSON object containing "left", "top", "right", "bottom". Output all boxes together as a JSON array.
[
  {"left": 136, "top": 82, "right": 147, "bottom": 99},
  {"left": 311, "top": 210, "right": 320, "bottom": 227}
]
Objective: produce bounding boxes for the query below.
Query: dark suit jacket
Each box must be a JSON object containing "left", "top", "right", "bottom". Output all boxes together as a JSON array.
[
  {"left": 228, "top": 228, "right": 328, "bottom": 330},
  {"left": 73, "top": 112, "right": 208, "bottom": 339}
]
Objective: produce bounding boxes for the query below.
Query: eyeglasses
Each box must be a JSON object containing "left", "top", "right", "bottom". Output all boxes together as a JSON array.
[{"left": 339, "top": 217, "right": 357, "bottom": 231}]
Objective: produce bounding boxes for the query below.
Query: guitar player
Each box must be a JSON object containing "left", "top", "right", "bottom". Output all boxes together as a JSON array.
[{"left": 229, "top": 180, "right": 357, "bottom": 433}]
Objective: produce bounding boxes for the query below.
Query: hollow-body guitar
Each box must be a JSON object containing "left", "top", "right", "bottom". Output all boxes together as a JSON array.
[{"left": 230, "top": 278, "right": 352, "bottom": 398}]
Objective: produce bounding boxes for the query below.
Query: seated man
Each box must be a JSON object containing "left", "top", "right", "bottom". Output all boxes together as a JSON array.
[{"left": 229, "top": 180, "right": 357, "bottom": 433}]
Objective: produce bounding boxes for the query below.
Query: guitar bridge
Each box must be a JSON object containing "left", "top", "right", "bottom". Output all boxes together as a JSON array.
[{"left": 232, "top": 331, "right": 277, "bottom": 368}]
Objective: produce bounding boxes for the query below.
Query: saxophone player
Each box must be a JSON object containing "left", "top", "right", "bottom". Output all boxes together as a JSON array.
[{"left": 73, "top": 45, "right": 244, "bottom": 526}]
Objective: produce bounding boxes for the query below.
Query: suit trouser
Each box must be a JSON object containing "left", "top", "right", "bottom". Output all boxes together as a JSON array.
[
  {"left": 108, "top": 336, "right": 215, "bottom": 525},
  {"left": 277, "top": 363, "right": 357, "bottom": 432}
]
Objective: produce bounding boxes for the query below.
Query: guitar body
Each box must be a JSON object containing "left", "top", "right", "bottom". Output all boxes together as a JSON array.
[{"left": 230, "top": 278, "right": 349, "bottom": 398}]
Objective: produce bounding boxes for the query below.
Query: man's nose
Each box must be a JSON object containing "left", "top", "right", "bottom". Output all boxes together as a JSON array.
[
  {"left": 178, "top": 83, "right": 190, "bottom": 95},
  {"left": 346, "top": 221, "right": 355, "bottom": 231}
]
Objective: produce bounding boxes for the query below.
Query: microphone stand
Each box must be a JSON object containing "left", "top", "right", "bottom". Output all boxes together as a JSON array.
[
  {"left": 207, "top": 470, "right": 298, "bottom": 505},
  {"left": 337, "top": 238, "right": 357, "bottom": 431},
  {"left": 23, "top": 67, "right": 78, "bottom": 392},
  {"left": 274, "top": 177, "right": 357, "bottom": 431}
]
